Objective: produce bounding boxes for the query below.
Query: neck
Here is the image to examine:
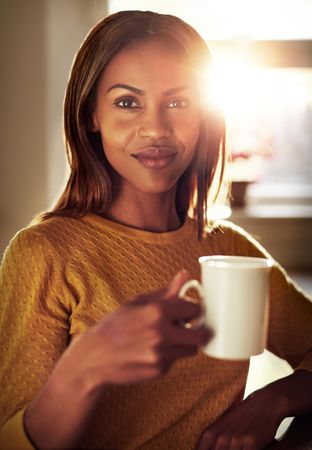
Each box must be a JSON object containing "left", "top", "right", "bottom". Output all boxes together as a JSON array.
[{"left": 104, "top": 183, "right": 181, "bottom": 233}]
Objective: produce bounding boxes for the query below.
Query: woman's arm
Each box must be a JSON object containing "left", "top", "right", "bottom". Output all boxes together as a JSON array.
[
  {"left": 196, "top": 369, "right": 312, "bottom": 450},
  {"left": 24, "top": 272, "right": 211, "bottom": 449},
  {"left": 250, "top": 369, "right": 312, "bottom": 418},
  {"left": 0, "top": 231, "right": 210, "bottom": 450},
  {"left": 0, "top": 230, "right": 71, "bottom": 448},
  {"left": 24, "top": 364, "right": 100, "bottom": 450}
]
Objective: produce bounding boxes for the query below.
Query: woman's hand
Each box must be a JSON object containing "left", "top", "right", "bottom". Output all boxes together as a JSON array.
[
  {"left": 195, "top": 389, "right": 284, "bottom": 450},
  {"left": 196, "top": 369, "right": 312, "bottom": 450},
  {"left": 66, "top": 270, "right": 211, "bottom": 391},
  {"left": 25, "top": 270, "right": 211, "bottom": 449}
]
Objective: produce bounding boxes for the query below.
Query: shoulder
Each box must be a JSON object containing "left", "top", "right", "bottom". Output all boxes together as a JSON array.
[
  {"left": 1, "top": 215, "right": 90, "bottom": 268},
  {"left": 206, "top": 219, "right": 272, "bottom": 259},
  {"left": 208, "top": 219, "right": 248, "bottom": 236},
  {"left": 205, "top": 219, "right": 248, "bottom": 242},
  {"left": 7, "top": 215, "right": 78, "bottom": 247}
]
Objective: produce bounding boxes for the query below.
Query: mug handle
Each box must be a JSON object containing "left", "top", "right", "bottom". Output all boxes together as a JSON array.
[{"left": 178, "top": 279, "right": 206, "bottom": 328}]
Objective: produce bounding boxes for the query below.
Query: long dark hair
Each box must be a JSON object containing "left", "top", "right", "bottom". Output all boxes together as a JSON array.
[{"left": 39, "top": 10, "right": 227, "bottom": 239}]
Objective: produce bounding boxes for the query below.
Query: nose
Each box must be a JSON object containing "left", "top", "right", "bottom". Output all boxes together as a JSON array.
[{"left": 137, "top": 106, "right": 172, "bottom": 140}]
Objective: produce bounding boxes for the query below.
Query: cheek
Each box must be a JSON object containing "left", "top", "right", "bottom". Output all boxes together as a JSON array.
[
  {"left": 173, "top": 111, "right": 201, "bottom": 148},
  {"left": 180, "top": 122, "right": 201, "bottom": 155},
  {"left": 101, "top": 119, "right": 135, "bottom": 155}
]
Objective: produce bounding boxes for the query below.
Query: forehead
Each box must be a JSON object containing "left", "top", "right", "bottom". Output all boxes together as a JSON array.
[{"left": 97, "top": 40, "right": 198, "bottom": 92}]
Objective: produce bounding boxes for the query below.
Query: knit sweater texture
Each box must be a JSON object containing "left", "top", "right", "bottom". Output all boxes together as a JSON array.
[{"left": 0, "top": 214, "right": 312, "bottom": 449}]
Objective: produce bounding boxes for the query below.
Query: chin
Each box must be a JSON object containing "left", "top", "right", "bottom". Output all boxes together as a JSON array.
[{"left": 136, "top": 180, "right": 178, "bottom": 195}]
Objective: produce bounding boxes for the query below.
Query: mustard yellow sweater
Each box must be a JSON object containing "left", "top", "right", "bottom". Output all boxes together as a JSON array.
[{"left": 0, "top": 214, "right": 312, "bottom": 450}]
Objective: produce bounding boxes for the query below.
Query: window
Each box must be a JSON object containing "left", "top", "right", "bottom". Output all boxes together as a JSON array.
[{"left": 108, "top": 0, "right": 312, "bottom": 207}]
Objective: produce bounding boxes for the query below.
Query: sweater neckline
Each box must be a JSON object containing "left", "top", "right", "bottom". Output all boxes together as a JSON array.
[{"left": 82, "top": 213, "right": 196, "bottom": 244}]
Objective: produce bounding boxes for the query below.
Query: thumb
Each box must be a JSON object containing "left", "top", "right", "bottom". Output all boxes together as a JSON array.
[{"left": 164, "top": 270, "right": 190, "bottom": 299}]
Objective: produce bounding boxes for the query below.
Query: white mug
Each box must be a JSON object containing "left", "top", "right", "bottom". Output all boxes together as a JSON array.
[{"left": 179, "top": 255, "right": 273, "bottom": 360}]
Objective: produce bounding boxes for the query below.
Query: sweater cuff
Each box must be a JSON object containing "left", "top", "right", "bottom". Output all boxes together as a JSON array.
[{"left": 0, "top": 409, "right": 35, "bottom": 450}]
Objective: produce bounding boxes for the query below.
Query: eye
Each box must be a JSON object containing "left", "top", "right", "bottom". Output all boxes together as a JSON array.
[
  {"left": 167, "top": 98, "right": 190, "bottom": 109},
  {"left": 114, "top": 96, "right": 142, "bottom": 109}
]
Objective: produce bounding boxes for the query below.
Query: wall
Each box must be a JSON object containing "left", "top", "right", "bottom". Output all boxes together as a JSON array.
[
  {"left": 0, "top": 0, "right": 108, "bottom": 257},
  {"left": 231, "top": 213, "right": 312, "bottom": 270},
  {"left": 0, "top": 0, "right": 47, "bottom": 255}
]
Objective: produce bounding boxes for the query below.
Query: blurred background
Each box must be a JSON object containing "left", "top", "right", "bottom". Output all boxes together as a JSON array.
[{"left": 1, "top": 0, "right": 312, "bottom": 437}]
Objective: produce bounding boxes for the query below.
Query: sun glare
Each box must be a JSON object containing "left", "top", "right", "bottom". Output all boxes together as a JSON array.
[
  {"left": 203, "top": 53, "right": 258, "bottom": 117},
  {"left": 203, "top": 52, "right": 311, "bottom": 154}
]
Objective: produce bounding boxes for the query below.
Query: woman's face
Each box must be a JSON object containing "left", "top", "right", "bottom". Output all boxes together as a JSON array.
[{"left": 92, "top": 39, "right": 201, "bottom": 195}]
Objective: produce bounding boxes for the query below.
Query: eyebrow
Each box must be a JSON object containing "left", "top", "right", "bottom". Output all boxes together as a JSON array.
[
  {"left": 107, "top": 84, "right": 144, "bottom": 95},
  {"left": 106, "top": 83, "right": 190, "bottom": 96},
  {"left": 164, "top": 85, "right": 190, "bottom": 96}
]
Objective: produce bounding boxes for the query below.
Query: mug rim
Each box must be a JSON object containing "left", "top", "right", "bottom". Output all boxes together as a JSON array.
[{"left": 198, "top": 255, "right": 273, "bottom": 269}]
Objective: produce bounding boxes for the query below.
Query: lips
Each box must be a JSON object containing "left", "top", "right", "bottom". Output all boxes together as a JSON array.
[{"left": 131, "top": 146, "right": 178, "bottom": 169}]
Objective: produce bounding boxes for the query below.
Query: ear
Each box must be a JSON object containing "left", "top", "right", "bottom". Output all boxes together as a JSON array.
[{"left": 90, "top": 111, "right": 99, "bottom": 132}]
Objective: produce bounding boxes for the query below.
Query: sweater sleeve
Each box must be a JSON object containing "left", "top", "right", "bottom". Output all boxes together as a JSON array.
[
  {"left": 0, "top": 228, "right": 72, "bottom": 449},
  {"left": 223, "top": 221, "right": 312, "bottom": 372}
]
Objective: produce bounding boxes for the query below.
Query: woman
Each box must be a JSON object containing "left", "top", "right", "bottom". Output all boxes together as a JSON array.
[{"left": 1, "top": 10, "right": 312, "bottom": 450}]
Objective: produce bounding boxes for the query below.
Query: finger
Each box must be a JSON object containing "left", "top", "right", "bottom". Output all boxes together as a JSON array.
[
  {"left": 155, "top": 346, "right": 199, "bottom": 373},
  {"left": 242, "top": 435, "right": 257, "bottom": 450},
  {"left": 131, "top": 271, "right": 189, "bottom": 305},
  {"left": 168, "top": 324, "right": 212, "bottom": 347},
  {"left": 196, "top": 429, "right": 215, "bottom": 450},
  {"left": 164, "top": 270, "right": 190, "bottom": 299},
  {"left": 127, "top": 297, "right": 202, "bottom": 330},
  {"left": 164, "top": 298, "right": 202, "bottom": 321},
  {"left": 163, "top": 345, "right": 198, "bottom": 361},
  {"left": 215, "top": 435, "right": 231, "bottom": 450},
  {"left": 229, "top": 436, "right": 243, "bottom": 450},
  {"left": 128, "top": 270, "right": 190, "bottom": 307},
  {"left": 130, "top": 287, "right": 169, "bottom": 305}
]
